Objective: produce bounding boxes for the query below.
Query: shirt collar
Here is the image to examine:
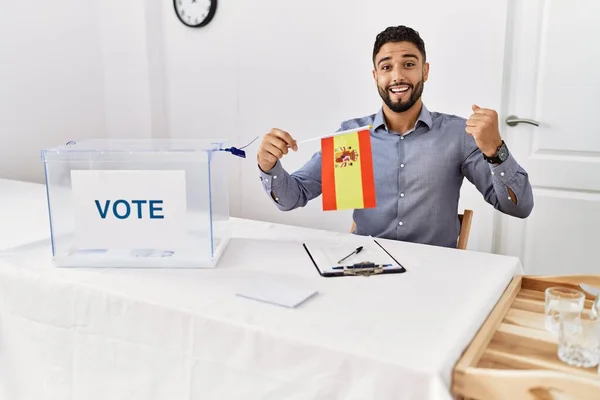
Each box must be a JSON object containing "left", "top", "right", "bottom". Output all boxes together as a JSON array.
[{"left": 372, "top": 104, "right": 433, "bottom": 132}]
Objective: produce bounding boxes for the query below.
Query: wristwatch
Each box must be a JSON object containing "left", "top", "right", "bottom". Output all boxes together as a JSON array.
[{"left": 483, "top": 140, "right": 509, "bottom": 164}]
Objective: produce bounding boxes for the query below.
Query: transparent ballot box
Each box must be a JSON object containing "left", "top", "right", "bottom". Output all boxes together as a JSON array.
[{"left": 41, "top": 139, "right": 230, "bottom": 268}]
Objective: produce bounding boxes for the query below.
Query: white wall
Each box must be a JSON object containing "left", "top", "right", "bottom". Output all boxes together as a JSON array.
[
  {"left": 0, "top": 0, "right": 106, "bottom": 183},
  {"left": 94, "top": 0, "right": 156, "bottom": 140},
  {"left": 1, "top": 0, "right": 510, "bottom": 253},
  {"left": 163, "top": 0, "right": 509, "bottom": 252},
  {"left": 0, "top": 0, "right": 157, "bottom": 184}
]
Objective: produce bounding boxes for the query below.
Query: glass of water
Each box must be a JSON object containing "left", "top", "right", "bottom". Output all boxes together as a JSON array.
[
  {"left": 558, "top": 312, "right": 600, "bottom": 368},
  {"left": 545, "top": 286, "right": 585, "bottom": 333},
  {"left": 592, "top": 295, "right": 600, "bottom": 321}
]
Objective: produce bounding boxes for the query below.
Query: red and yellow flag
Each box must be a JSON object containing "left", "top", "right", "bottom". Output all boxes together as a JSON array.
[{"left": 321, "top": 126, "right": 376, "bottom": 211}]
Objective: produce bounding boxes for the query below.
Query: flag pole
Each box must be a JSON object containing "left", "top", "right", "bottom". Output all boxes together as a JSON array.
[{"left": 295, "top": 125, "right": 372, "bottom": 145}]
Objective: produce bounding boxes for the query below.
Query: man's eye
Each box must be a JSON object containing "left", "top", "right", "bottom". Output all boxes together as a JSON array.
[
  {"left": 382, "top": 65, "right": 391, "bottom": 70},
  {"left": 405, "top": 63, "right": 415, "bottom": 68}
]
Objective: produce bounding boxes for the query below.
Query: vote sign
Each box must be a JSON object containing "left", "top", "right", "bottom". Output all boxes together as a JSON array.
[{"left": 71, "top": 170, "right": 187, "bottom": 250}]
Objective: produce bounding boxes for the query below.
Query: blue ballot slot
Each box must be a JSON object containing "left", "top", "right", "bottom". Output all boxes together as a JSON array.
[{"left": 40, "top": 139, "right": 231, "bottom": 268}]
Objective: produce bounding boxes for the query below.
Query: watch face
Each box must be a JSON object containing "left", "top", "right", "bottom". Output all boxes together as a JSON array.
[
  {"left": 174, "top": 0, "right": 217, "bottom": 28},
  {"left": 498, "top": 142, "right": 509, "bottom": 161}
]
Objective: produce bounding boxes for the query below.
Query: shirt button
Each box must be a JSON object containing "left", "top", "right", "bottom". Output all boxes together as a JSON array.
[
  {"left": 275, "top": 197, "right": 279, "bottom": 201},
  {"left": 273, "top": 175, "right": 277, "bottom": 179},
  {"left": 400, "top": 136, "right": 405, "bottom": 140},
  {"left": 400, "top": 163, "right": 405, "bottom": 168},
  {"left": 398, "top": 221, "right": 403, "bottom": 226},
  {"left": 400, "top": 193, "right": 405, "bottom": 197},
  {"left": 500, "top": 172, "right": 505, "bottom": 177}
]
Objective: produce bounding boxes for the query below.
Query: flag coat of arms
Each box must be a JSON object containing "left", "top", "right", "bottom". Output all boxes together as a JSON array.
[{"left": 321, "top": 126, "right": 376, "bottom": 211}]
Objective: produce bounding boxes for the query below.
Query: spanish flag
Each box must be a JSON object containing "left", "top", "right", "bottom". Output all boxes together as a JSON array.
[{"left": 321, "top": 126, "right": 376, "bottom": 211}]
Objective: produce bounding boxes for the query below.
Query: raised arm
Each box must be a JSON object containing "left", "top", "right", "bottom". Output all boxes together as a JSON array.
[{"left": 462, "top": 105, "right": 533, "bottom": 217}]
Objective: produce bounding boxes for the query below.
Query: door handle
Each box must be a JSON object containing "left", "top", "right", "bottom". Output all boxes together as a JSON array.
[{"left": 506, "top": 115, "right": 540, "bottom": 127}]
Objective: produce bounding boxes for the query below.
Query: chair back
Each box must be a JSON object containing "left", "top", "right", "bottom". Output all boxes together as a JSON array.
[{"left": 457, "top": 209, "right": 473, "bottom": 250}]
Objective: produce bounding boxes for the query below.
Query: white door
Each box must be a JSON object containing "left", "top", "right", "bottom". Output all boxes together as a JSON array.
[{"left": 495, "top": 0, "right": 600, "bottom": 275}]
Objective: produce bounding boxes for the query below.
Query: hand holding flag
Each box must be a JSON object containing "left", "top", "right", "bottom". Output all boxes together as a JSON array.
[
  {"left": 256, "top": 125, "right": 377, "bottom": 212},
  {"left": 257, "top": 128, "right": 298, "bottom": 172}
]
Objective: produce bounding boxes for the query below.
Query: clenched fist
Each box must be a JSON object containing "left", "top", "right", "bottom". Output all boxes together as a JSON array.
[
  {"left": 257, "top": 128, "right": 298, "bottom": 172},
  {"left": 465, "top": 105, "right": 503, "bottom": 157}
]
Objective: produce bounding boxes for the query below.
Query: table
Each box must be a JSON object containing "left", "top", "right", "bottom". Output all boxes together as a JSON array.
[{"left": 0, "top": 179, "right": 523, "bottom": 400}]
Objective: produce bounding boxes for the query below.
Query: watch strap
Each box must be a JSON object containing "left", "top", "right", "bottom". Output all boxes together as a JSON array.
[{"left": 483, "top": 140, "right": 507, "bottom": 164}]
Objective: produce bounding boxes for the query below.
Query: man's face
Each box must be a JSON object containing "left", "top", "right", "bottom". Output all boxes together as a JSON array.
[{"left": 372, "top": 41, "right": 429, "bottom": 113}]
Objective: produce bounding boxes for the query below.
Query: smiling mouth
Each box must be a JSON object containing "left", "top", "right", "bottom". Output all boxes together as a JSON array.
[{"left": 389, "top": 85, "right": 411, "bottom": 95}]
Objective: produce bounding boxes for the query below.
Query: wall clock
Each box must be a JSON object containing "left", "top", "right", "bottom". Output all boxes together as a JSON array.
[{"left": 173, "top": 0, "right": 217, "bottom": 28}]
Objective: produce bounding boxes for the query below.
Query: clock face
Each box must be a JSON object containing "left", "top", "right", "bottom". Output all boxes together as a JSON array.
[{"left": 174, "top": 0, "right": 217, "bottom": 28}]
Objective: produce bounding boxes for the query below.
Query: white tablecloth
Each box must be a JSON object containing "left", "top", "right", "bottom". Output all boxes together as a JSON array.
[{"left": 0, "top": 179, "right": 523, "bottom": 400}]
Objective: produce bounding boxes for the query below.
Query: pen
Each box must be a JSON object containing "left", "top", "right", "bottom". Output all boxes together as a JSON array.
[{"left": 337, "top": 246, "right": 364, "bottom": 264}]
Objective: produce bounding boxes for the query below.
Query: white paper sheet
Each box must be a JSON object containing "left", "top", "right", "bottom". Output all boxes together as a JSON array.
[{"left": 236, "top": 277, "right": 318, "bottom": 308}]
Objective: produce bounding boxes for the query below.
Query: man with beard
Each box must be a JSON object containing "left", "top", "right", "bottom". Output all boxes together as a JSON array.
[{"left": 256, "top": 25, "right": 533, "bottom": 248}]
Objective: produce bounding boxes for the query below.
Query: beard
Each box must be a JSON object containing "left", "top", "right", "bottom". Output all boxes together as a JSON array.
[{"left": 378, "top": 78, "right": 424, "bottom": 113}]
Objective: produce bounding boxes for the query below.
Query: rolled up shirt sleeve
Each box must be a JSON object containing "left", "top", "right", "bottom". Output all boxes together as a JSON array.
[{"left": 258, "top": 151, "right": 323, "bottom": 211}]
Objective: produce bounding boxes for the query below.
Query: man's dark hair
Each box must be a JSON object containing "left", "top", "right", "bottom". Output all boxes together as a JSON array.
[{"left": 372, "top": 25, "right": 426, "bottom": 64}]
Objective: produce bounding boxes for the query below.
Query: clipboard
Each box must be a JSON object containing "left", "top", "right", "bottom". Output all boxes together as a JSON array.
[{"left": 302, "top": 239, "right": 407, "bottom": 277}]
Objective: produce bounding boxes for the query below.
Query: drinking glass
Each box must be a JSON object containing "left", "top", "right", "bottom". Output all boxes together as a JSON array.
[
  {"left": 545, "top": 287, "right": 585, "bottom": 333},
  {"left": 558, "top": 312, "right": 600, "bottom": 368},
  {"left": 592, "top": 294, "right": 600, "bottom": 321}
]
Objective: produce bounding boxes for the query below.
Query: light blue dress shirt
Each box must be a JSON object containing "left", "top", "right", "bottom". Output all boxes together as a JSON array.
[{"left": 258, "top": 104, "right": 534, "bottom": 248}]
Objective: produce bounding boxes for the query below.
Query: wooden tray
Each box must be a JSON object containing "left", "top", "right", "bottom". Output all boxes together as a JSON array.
[{"left": 452, "top": 275, "right": 600, "bottom": 400}]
